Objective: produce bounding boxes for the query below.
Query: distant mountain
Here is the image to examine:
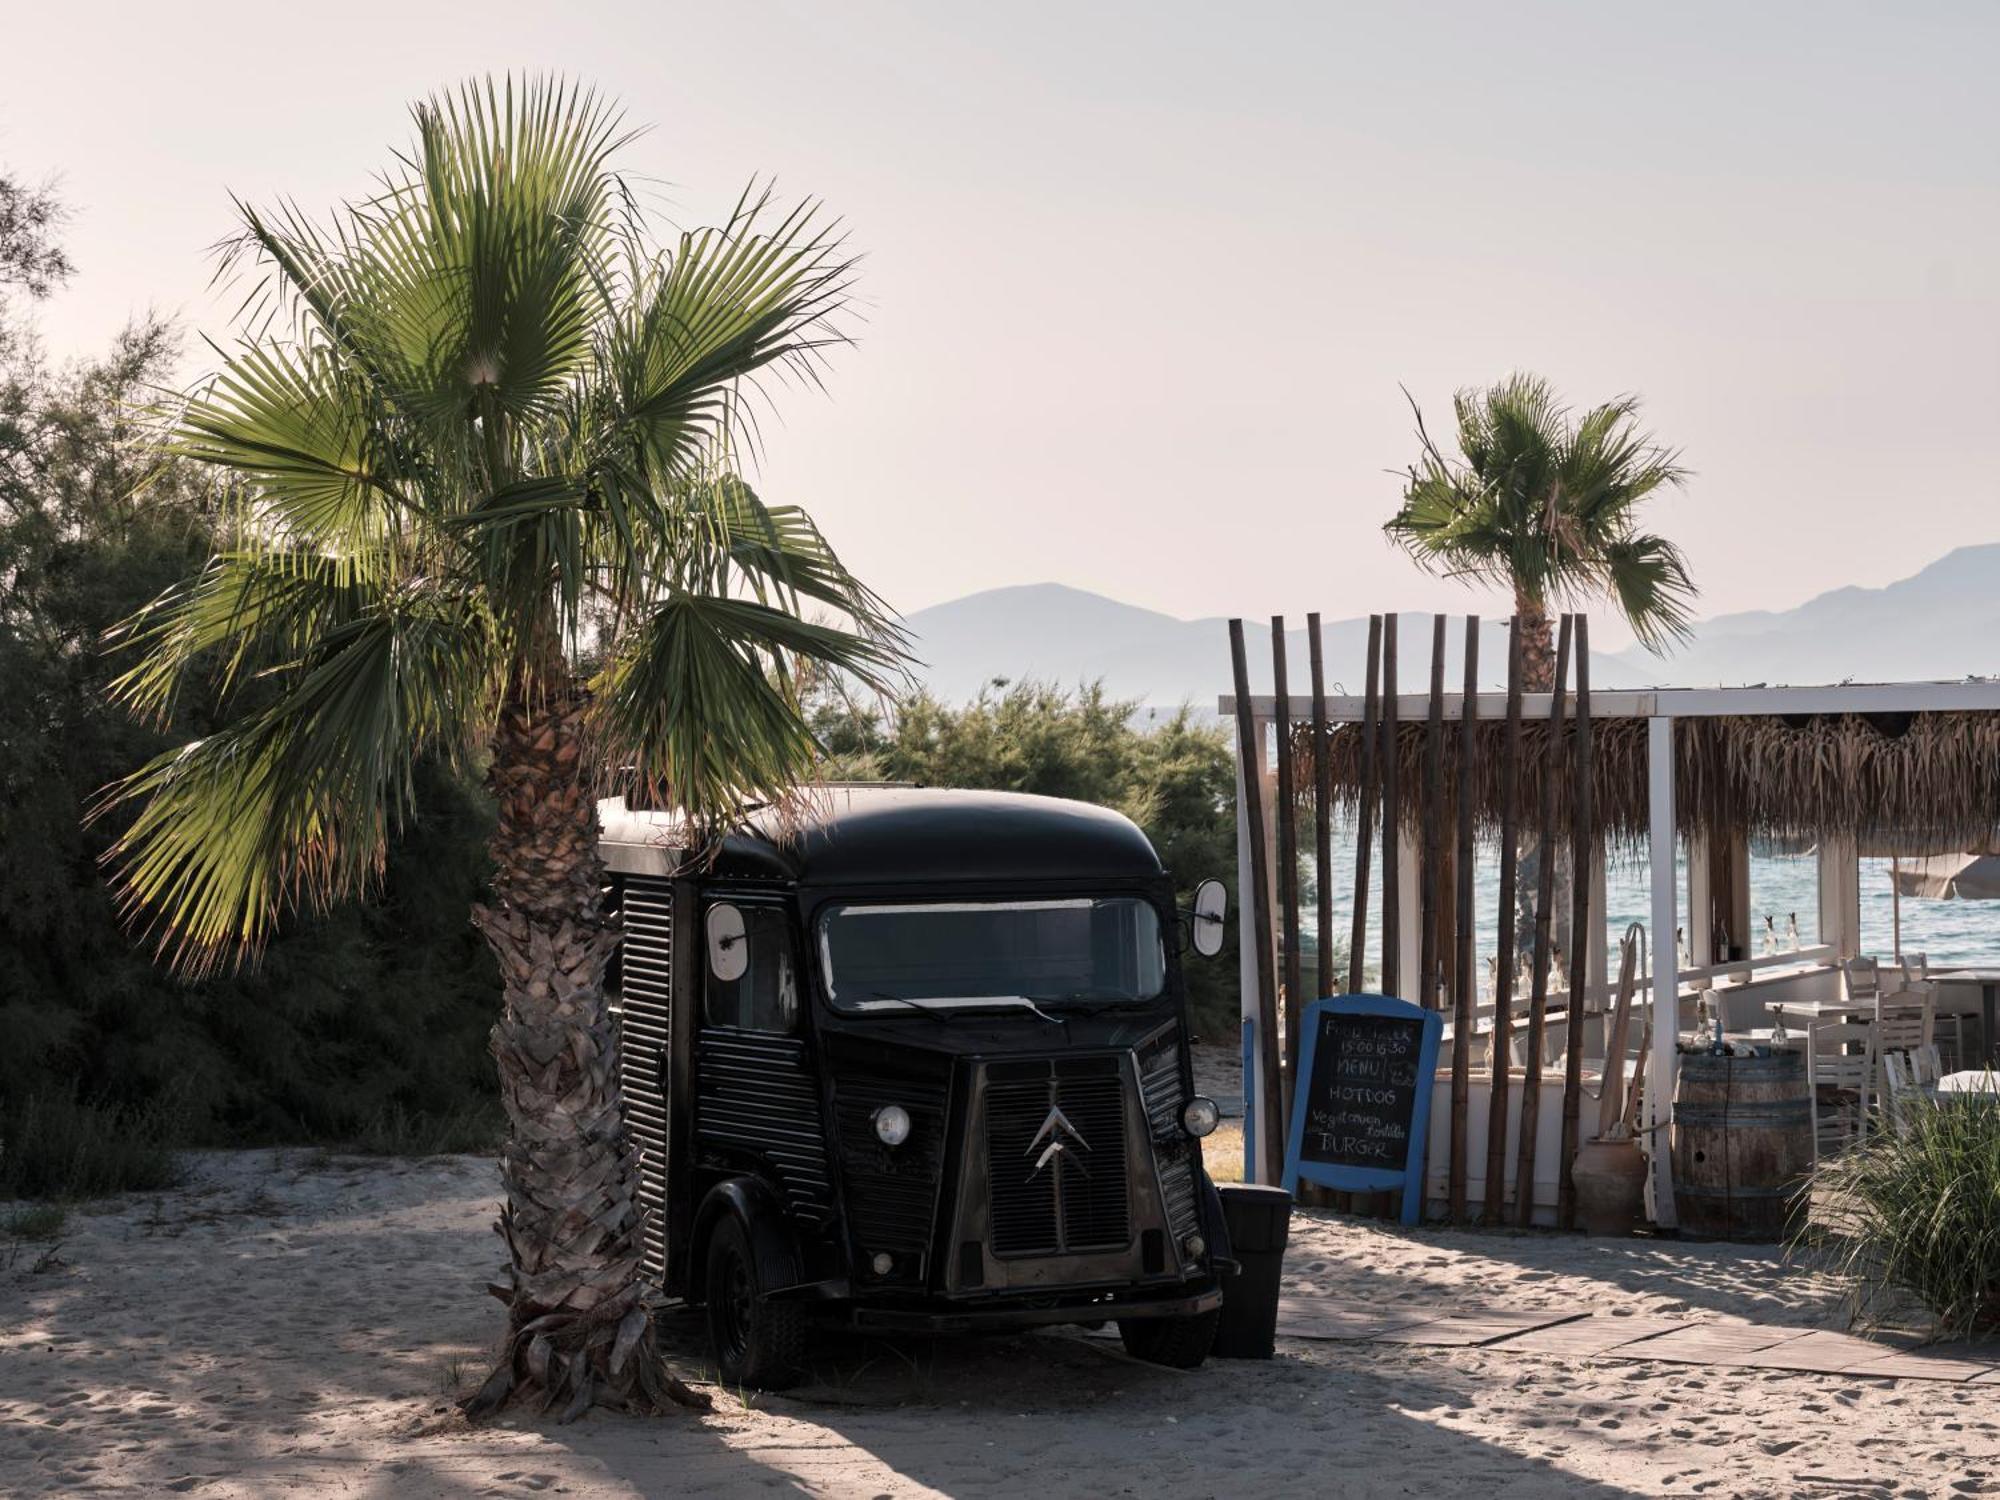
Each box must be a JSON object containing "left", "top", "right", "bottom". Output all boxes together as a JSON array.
[
  {"left": 902, "top": 544, "right": 2000, "bottom": 711},
  {"left": 902, "top": 584, "right": 1645, "bottom": 711},
  {"left": 1609, "top": 543, "right": 2000, "bottom": 687}
]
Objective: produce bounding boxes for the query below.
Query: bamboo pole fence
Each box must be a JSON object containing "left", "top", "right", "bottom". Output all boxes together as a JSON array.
[
  {"left": 1484, "top": 618, "right": 1525, "bottom": 1222},
  {"left": 1419, "top": 616, "right": 1448, "bottom": 1012},
  {"left": 1227, "top": 620, "right": 1284, "bottom": 1180},
  {"left": 1272, "top": 619, "right": 1302, "bottom": 1120},
  {"left": 1448, "top": 616, "right": 1479, "bottom": 1220},
  {"left": 1558, "top": 616, "right": 1594, "bottom": 1230},
  {"left": 1514, "top": 614, "right": 1574, "bottom": 1227},
  {"left": 1348, "top": 616, "right": 1381, "bottom": 997}
]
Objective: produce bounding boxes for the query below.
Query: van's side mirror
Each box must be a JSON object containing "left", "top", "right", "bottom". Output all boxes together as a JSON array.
[
  {"left": 1190, "top": 879, "right": 1228, "bottom": 959},
  {"left": 706, "top": 903, "right": 748, "bottom": 983}
]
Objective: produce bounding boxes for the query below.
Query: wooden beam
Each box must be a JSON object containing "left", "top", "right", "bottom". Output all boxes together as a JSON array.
[
  {"left": 1646, "top": 714, "right": 1680, "bottom": 1228},
  {"left": 1347, "top": 616, "right": 1381, "bottom": 997},
  {"left": 1449, "top": 615, "right": 1480, "bottom": 1222},
  {"left": 1558, "top": 616, "right": 1594, "bottom": 1231},
  {"left": 1223, "top": 678, "right": 2000, "bottom": 723},
  {"left": 1229, "top": 620, "right": 1285, "bottom": 1183},
  {"left": 1484, "top": 617, "right": 1526, "bottom": 1223},
  {"left": 1309, "top": 614, "right": 1335, "bottom": 1002},
  {"left": 1419, "top": 615, "right": 1448, "bottom": 1012},
  {"left": 1380, "top": 617, "right": 1401, "bottom": 999},
  {"left": 1272, "top": 619, "right": 1303, "bottom": 1125},
  {"left": 1513, "top": 614, "right": 1574, "bottom": 1227}
]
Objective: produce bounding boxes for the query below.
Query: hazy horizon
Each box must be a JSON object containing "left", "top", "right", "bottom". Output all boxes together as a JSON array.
[{"left": 8, "top": 1, "right": 1997, "bottom": 652}]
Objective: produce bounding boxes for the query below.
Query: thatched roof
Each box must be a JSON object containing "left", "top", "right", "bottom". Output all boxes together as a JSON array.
[{"left": 1295, "top": 711, "right": 2000, "bottom": 853}]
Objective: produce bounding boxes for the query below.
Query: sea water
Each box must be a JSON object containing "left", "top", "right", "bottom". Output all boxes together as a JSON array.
[{"left": 1303, "top": 820, "right": 1998, "bottom": 987}]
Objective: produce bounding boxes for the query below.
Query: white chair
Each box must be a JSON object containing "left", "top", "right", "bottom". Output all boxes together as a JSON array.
[
  {"left": 1898, "top": 953, "right": 1964, "bottom": 1070},
  {"left": 1880, "top": 1052, "right": 1920, "bottom": 1135},
  {"left": 1911, "top": 1043, "right": 1943, "bottom": 1087},
  {"left": 1888, "top": 1048, "right": 1936, "bottom": 1136},
  {"left": 1806, "top": 1020, "right": 1876, "bottom": 1161},
  {"left": 1843, "top": 956, "right": 1882, "bottom": 1008},
  {"left": 1876, "top": 990, "right": 1934, "bottom": 1056}
]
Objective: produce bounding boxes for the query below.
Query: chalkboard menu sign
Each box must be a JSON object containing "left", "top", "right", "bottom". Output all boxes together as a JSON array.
[{"left": 1281, "top": 995, "right": 1442, "bottom": 1225}]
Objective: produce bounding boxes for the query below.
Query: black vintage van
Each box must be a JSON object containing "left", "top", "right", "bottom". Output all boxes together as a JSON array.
[{"left": 600, "top": 785, "right": 1232, "bottom": 1388}]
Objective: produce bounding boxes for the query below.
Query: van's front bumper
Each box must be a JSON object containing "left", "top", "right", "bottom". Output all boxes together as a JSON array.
[{"left": 837, "top": 1279, "right": 1222, "bottom": 1334}]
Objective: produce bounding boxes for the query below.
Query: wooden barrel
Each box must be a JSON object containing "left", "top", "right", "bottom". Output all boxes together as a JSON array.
[{"left": 1671, "top": 1051, "right": 1812, "bottom": 1242}]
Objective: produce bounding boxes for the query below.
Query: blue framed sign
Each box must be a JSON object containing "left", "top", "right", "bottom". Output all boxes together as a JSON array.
[{"left": 1281, "top": 994, "right": 1442, "bottom": 1225}]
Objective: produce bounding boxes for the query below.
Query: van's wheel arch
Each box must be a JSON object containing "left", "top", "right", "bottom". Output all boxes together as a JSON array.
[{"left": 691, "top": 1179, "right": 810, "bottom": 1391}]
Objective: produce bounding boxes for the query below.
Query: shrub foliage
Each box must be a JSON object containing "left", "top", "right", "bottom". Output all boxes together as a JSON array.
[{"left": 1805, "top": 1092, "right": 2000, "bottom": 1337}]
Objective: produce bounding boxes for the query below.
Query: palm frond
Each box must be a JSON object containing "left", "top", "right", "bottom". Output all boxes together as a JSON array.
[
  {"left": 105, "top": 546, "right": 391, "bottom": 723},
  {"left": 594, "top": 589, "right": 900, "bottom": 831},
  {"left": 1385, "top": 372, "right": 1696, "bottom": 649},
  {"left": 97, "top": 586, "right": 495, "bottom": 972},
  {"left": 596, "top": 186, "right": 853, "bottom": 483}
]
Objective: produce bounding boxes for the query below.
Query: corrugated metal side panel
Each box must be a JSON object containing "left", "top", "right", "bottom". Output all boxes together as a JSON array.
[
  {"left": 617, "top": 875, "right": 675, "bottom": 1285},
  {"left": 696, "top": 1031, "right": 834, "bottom": 1223}
]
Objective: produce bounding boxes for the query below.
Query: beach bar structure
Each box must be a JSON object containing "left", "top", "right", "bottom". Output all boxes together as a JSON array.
[{"left": 1223, "top": 664, "right": 2000, "bottom": 1228}]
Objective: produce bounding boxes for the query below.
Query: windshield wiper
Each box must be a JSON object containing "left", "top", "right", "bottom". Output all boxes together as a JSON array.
[
  {"left": 863, "top": 991, "right": 1066, "bottom": 1025},
  {"left": 863, "top": 990, "right": 958, "bottom": 1023},
  {"left": 1022, "top": 993, "right": 1143, "bottom": 1018}
]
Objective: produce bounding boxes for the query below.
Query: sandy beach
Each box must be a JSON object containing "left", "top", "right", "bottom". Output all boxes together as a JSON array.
[{"left": 3, "top": 1143, "right": 1995, "bottom": 1499}]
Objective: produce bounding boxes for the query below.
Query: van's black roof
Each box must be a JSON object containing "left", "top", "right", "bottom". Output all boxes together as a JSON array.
[{"left": 708, "top": 785, "right": 1165, "bottom": 886}]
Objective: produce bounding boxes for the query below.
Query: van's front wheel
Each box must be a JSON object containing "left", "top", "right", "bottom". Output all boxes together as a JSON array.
[
  {"left": 1118, "top": 1309, "right": 1219, "bottom": 1368},
  {"left": 704, "top": 1217, "right": 808, "bottom": 1390}
]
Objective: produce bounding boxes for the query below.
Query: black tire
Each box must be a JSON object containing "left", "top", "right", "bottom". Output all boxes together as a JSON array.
[
  {"left": 1117, "top": 1308, "right": 1220, "bottom": 1369},
  {"left": 703, "top": 1216, "right": 808, "bottom": 1391}
]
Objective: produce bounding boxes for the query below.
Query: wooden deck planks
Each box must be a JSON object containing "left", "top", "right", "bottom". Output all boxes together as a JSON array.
[
  {"left": 1371, "top": 1310, "right": 1589, "bottom": 1348},
  {"left": 1480, "top": 1315, "right": 1690, "bottom": 1358},
  {"left": 1270, "top": 1292, "right": 2000, "bottom": 1383},
  {"left": 1602, "top": 1323, "right": 1817, "bottom": 1364},
  {"left": 1839, "top": 1346, "right": 2000, "bottom": 1382}
]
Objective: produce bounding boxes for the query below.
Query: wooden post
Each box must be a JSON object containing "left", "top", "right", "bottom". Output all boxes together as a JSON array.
[
  {"left": 1272, "top": 619, "right": 1302, "bottom": 1121},
  {"left": 1557, "top": 616, "right": 1594, "bottom": 1230},
  {"left": 1646, "top": 714, "right": 1680, "bottom": 1229},
  {"left": 1448, "top": 615, "right": 1480, "bottom": 1221},
  {"left": 1599, "top": 924, "right": 1642, "bottom": 1139},
  {"left": 1483, "top": 618, "right": 1526, "bottom": 1223},
  {"left": 1419, "top": 615, "right": 1448, "bottom": 1012},
  {"left": 1228, "top": 620, "right": 1285, "bottom": 1183},
  {"left": 1379, "top": 617, "right": 1401, "bottom": 999},
  {"left": 1308, "top": 614, "right": 1335, "bottom": 1002},
  {"left": 1348, "top": 617, "right": 1382, "bottom": 996},
  {"left": 1513, "top": 614, "right": 1574, "bottom": 1227}
]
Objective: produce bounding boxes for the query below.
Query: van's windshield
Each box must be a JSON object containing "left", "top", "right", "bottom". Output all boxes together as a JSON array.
[{"left": 817, "top": 897, "right": 1165, "bottom": 1013}]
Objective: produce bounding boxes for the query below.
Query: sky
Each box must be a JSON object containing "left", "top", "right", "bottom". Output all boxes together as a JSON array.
[{"left": 6, "top": 1, "right": 1998, "bottom": 651}]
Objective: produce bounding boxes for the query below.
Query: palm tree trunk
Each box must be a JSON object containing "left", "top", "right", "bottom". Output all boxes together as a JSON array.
[
  {"left": 464, "top": 691, "right": 708, "bottom": 1421},
  {"left": 1515, "top": 592, "right": 1555, "bottom": 694},
  {"left": 1511, "top": 591, "right": 1566, "bottom": 961}
]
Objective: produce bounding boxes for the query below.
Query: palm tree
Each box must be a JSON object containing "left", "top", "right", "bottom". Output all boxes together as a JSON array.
[
  {"left": 1385, "top": 373, "right": 1696, "bottom": 689},
  {"left": 95, "top": 78, "right": 903, "bottom": 1420}
]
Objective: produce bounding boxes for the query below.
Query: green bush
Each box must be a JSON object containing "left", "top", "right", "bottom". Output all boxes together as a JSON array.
[
  {"left": 0, "top": 1092, "right": 184, "bottom": 1200},
  {"left": 1803, "top": 1091, "right": 2000, "bottom": 1337},
  {"left": 3, "top": 1203, "right": 70, "bottom": 1241}
]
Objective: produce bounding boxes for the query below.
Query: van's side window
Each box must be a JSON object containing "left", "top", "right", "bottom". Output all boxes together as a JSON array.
[{"left": 704, "top": 906, "right": 798, "bottom": 1032}]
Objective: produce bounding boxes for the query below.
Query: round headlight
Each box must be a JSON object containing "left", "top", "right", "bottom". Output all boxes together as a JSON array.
[
  {"left": 873, "top": 1104, "right": 912, "bottom": 1146},
  {"left": 1181, "top": 1097, "right": 1220, "bottom": 1138}
]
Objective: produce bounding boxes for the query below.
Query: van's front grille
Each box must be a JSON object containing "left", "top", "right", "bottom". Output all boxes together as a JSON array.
[
  {"left": 834, "top": 1069, "right": 950, "bottom": 1256},
  {"left": 984, "top": 1056, "right": 1131, "bottom": 1258}
]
